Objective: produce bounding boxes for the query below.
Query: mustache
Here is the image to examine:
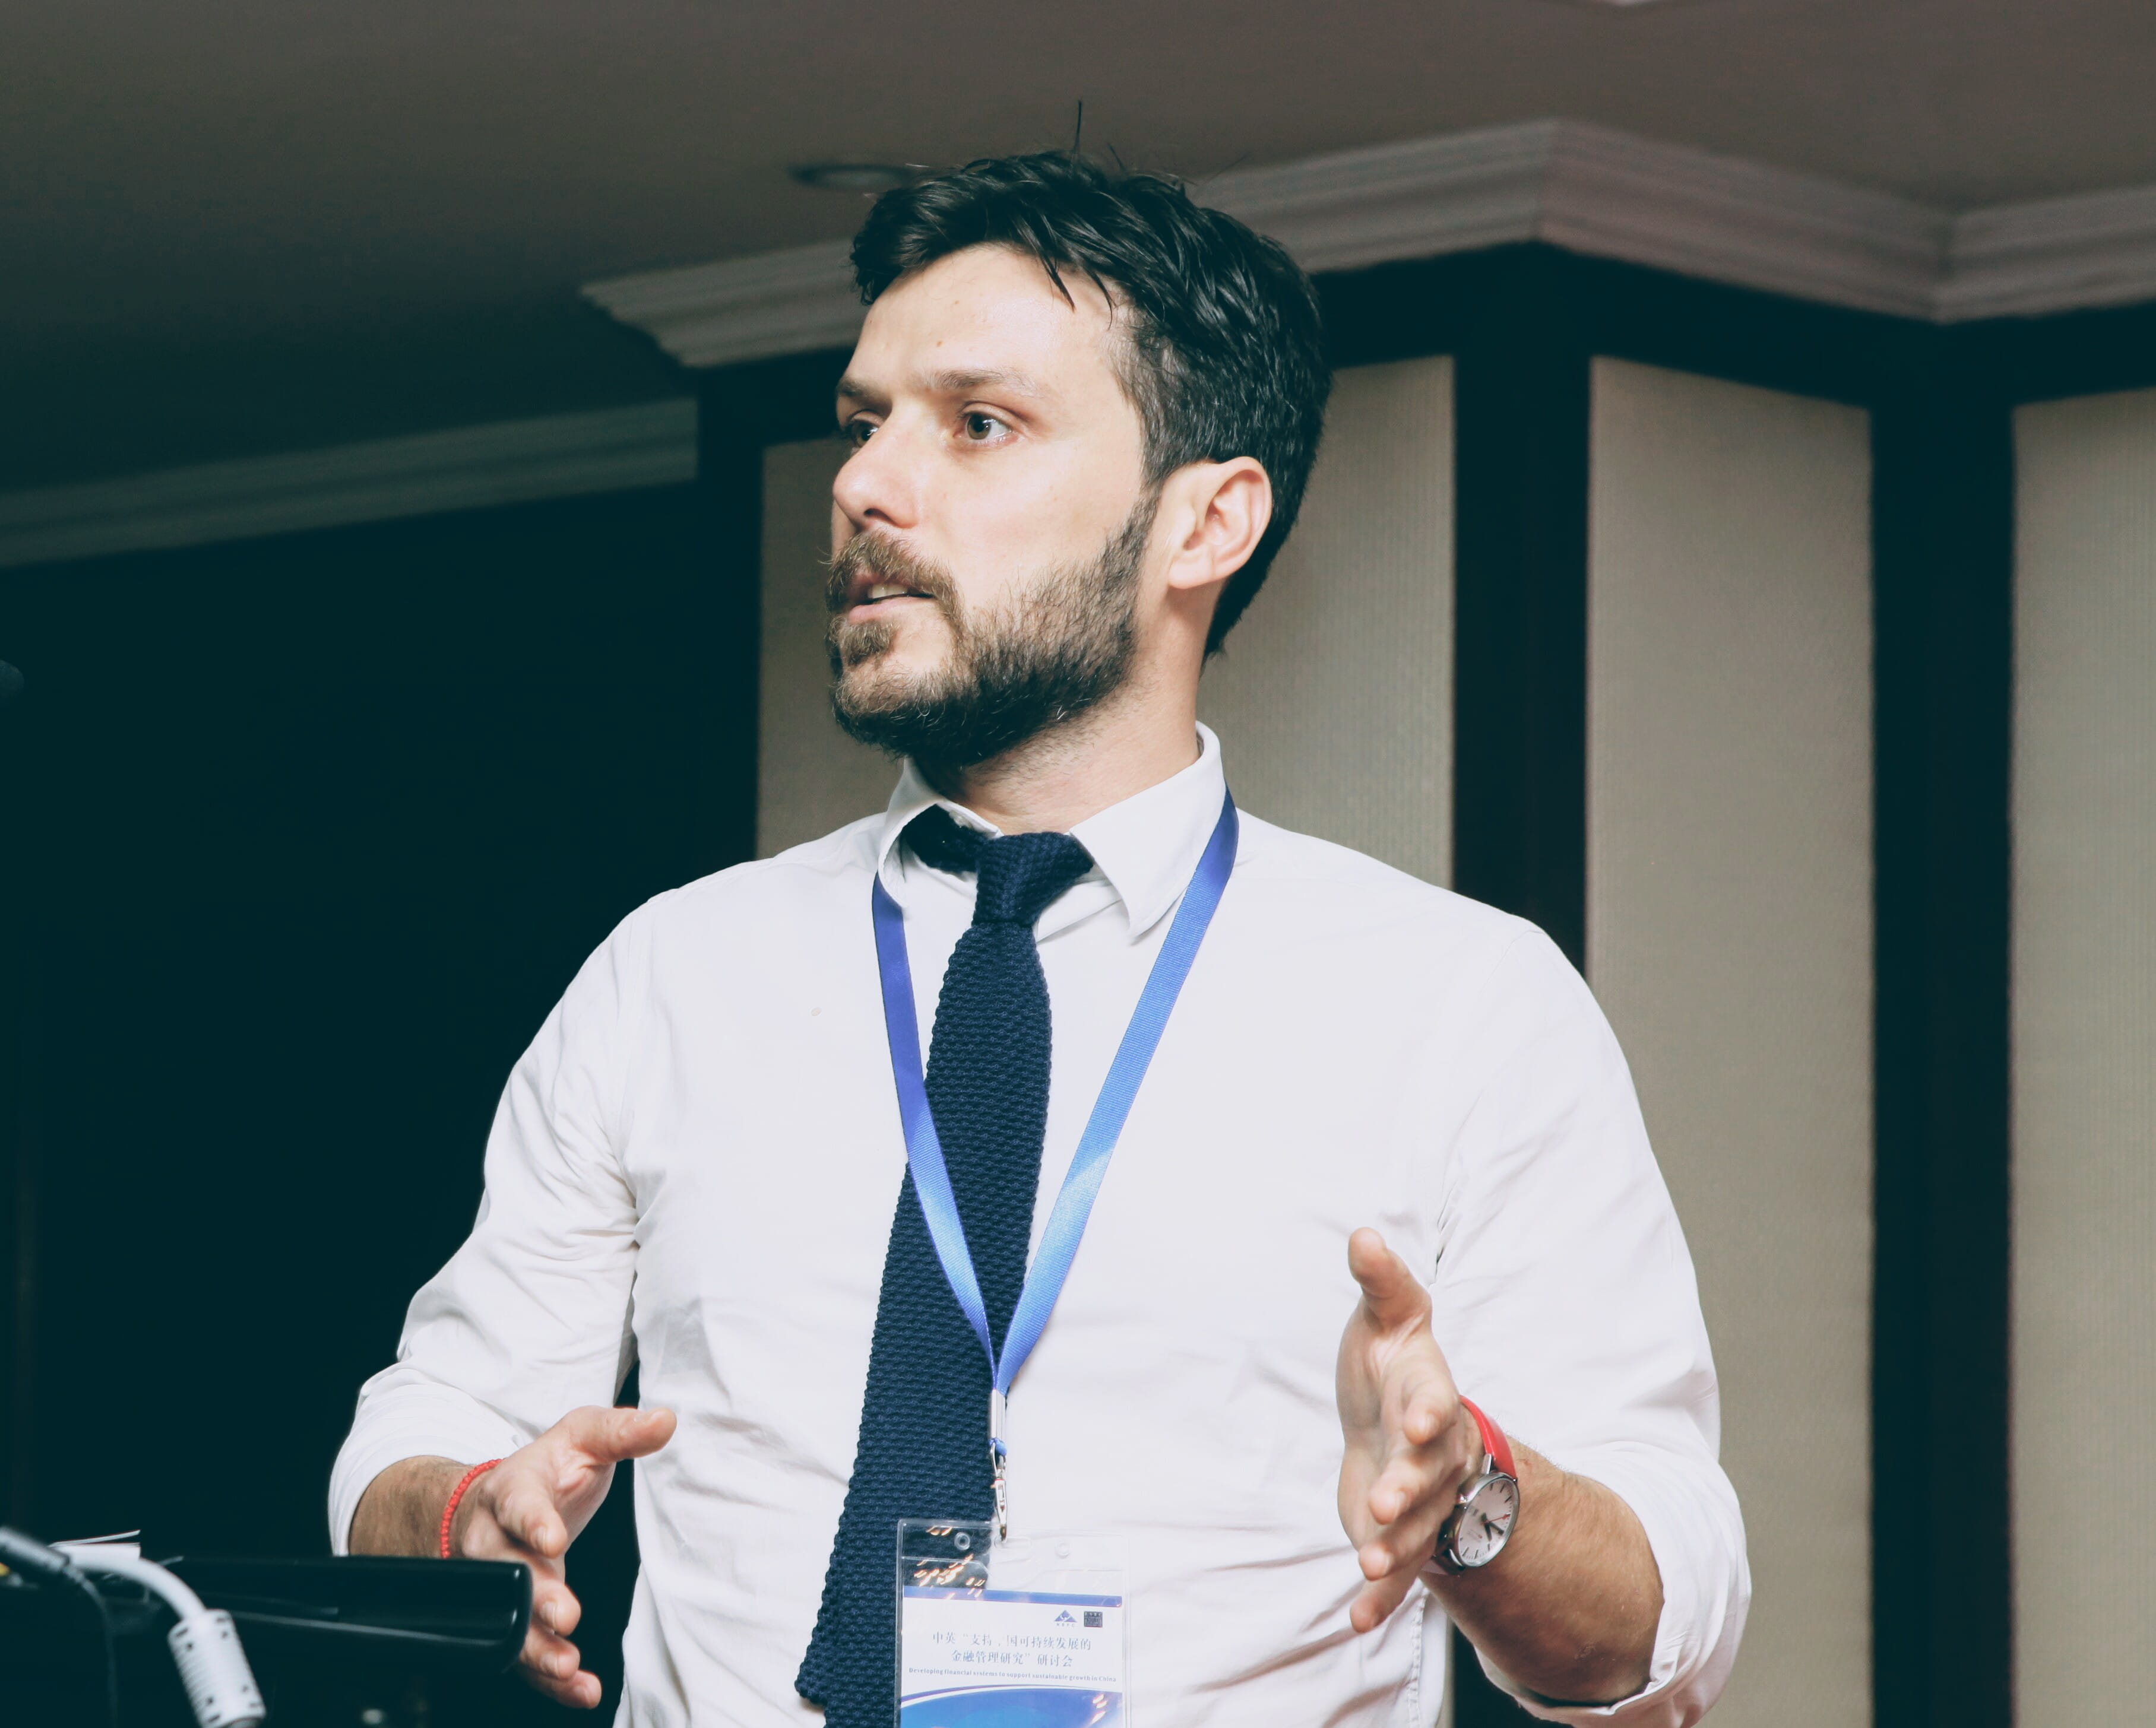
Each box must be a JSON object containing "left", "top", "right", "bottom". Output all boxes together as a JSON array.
[{"left": 824, "top": 532, "right": 960, "bottom": 617}]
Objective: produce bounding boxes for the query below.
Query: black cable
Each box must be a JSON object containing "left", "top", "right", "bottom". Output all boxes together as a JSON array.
[{"left": 0, "top": 1526, "right": 121, "bottom": 1728}]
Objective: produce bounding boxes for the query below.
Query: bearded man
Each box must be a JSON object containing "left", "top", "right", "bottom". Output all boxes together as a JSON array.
[{"left": 334, "top": 154, "right": 1747, "bottom": 1727}]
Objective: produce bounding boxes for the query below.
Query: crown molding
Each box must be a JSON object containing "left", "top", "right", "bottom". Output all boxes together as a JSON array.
[
  {"left": 582, "top": 240, "right": 860, "bottom": 370},
  {"left": 575, "top": 123, "right": 1572, "bottom": 371},
  {"left": 1942, "top": 180, "right": 2156, "bottom": 322},
  {"left": 0, "top": 398, "right": 697, "bottom": 571},
  {"left": 583, "top": 121, "right": 2156, "bottom": 366},
  {"left": 1199, "top": 120, "right": 1555, "bottom": 275},
  {"left": 1534, "top": 123, "right": 1944, "bottom": 318},
  {"left": 581, "top": 119, "right": 1948, "bottom": 366},
  {"left": 1208, "top": 119, "right": 1947, "bottom": 317}
]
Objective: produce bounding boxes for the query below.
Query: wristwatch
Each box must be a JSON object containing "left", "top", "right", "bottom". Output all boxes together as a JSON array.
[{"left": 1434, "top": 1398, "right": 1520, "bottom": 1573}]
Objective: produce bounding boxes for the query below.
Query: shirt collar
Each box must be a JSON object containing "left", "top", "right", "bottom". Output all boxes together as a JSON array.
[{"left": 872, "top": 724, "right": 1229, "bottom": 941}]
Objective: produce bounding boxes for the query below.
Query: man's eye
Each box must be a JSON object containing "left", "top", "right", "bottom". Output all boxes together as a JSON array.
[
  {"left": 962, "top": 412, "right": 1006, "bottom": 442},
  {"left": 845, "top": 419, "right": 876, "bottom": 448}
]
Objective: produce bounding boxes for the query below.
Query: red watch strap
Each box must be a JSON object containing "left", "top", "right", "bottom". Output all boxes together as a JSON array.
[{"left": 1458, "top": 1398, "right": 1516, "bottom": 1478}]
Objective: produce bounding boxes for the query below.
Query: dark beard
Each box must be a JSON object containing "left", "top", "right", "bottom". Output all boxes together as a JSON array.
[{"left": 825, "top": 497, "right": 1155, "bottom": 772}]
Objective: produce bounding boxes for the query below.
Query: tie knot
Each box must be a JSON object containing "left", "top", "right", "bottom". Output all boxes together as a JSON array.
[
  {"left": 975, "top": 831, "right": 1095, "bottom": 926},
  {"left": 905, "top": 808, "right": 1095, "bottom": 928}
]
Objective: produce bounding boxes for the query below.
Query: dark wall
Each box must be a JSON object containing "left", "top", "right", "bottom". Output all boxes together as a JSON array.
[{"left": 0, "top": 480, "right": 731, "bottom": 1715}]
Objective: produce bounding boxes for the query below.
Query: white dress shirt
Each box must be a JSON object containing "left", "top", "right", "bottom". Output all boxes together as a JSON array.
[{"left": 332, "top": 725, "right": 1746, "bottom": 1727}]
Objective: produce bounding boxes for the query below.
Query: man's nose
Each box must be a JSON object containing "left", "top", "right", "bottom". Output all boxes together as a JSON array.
[{"left": 832, "top": 417, "right": 925, "bottom": 534}]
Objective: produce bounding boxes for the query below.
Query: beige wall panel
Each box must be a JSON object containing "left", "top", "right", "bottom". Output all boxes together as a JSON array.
[
  {"left": 759, "top": 436, "right": 896, "bottom": 855},
  {"left": 1589, "top": 360, "right": 1873, "bottom": 1728},
  {"left": 1200, "top": 356, "right": 1453, "bottom": 885},
  {"left": 2013, "top": 387, "right": 2156, "bottom": 1724}
]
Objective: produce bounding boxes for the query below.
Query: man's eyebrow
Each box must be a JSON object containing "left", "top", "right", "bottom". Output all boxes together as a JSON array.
[
  {"left": 925, "top": 367, "right": 1049, "bottom": 398},
  {"left": 835, "top": 367, "right": 1053, "bottom": 415}
]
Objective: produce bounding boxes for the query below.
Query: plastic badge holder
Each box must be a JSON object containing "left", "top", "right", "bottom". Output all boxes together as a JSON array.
[{"left": 897, "top": 1520, "right": 1128, "bottom": 1727}]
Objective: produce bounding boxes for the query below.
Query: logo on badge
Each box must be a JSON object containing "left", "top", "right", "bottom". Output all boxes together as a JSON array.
[
  {"left": 1084, "top": 1610, "right": 1104, "bottom": 1628},
  {"left": 1053, "top": 1610, "right": 1077, "bottom": 1625}
]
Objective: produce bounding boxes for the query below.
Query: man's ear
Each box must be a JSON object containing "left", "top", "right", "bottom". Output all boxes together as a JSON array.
[{"left": 1160, "top": 458, "right": 1274, "bottom": 597}]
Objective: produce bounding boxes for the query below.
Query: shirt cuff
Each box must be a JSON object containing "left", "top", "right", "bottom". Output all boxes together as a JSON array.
[
  {"left": 327, "top": 1374, "right": 535, "bottom": 1554},
  {"left": 1471, "top": 1447, "right": 1748, "bottom": 1727}
]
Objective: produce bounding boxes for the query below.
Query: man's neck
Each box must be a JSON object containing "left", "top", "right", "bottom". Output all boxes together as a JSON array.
[{"left": 925, "top": 692, "right": 1201, "bottom": 835}]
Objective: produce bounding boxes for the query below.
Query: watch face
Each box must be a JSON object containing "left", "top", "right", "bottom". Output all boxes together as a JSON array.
[{"left": 1451, "top": 1473, "right": 1520, "bottom": 1569}]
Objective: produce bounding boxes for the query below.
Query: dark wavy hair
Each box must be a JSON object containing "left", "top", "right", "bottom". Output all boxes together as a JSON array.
[{"left": 850, "top": 153, "right": 1331, "bottom": 654}]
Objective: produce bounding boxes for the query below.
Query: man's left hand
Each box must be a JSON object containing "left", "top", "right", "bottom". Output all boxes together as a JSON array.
[{"left": 1335, "top": 1226, "right": 1480, "bottom": 1633}]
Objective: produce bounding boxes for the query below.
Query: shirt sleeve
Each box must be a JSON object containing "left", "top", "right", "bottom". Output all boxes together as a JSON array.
[
  {"left": 1427, "top": 928, "right": 1750, "bottom": 1727},
  {"left": 327, "top": 907, "right": 652, "bottom": 1552}
]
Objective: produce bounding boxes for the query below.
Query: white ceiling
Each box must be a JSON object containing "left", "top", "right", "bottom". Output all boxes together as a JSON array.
[{"left": 6, "top": 0, "right": 2155, "bottom": 488}]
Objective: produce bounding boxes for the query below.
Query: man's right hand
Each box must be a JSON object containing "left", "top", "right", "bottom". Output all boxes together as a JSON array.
[{"left": 350, "top": 1404, "right": 676, "bottom": 1709}]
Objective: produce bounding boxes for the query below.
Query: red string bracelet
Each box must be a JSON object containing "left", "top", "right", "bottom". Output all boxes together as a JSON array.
[{"left": 439, "top": 1459, "right": 502, "bottom": 1559}]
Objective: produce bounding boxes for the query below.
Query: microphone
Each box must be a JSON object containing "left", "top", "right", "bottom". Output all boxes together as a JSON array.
[
  {"left": 0, "top": 1529, "right": 265, "bottom": 1728},
  {"left": 56, "top": 1540, "right": 265, "bottom": 1728}
]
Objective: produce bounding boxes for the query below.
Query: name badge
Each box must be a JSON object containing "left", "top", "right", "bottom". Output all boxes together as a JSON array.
[{"left": 897, "top": 1521, "right": 1128, "bottom": 1726}]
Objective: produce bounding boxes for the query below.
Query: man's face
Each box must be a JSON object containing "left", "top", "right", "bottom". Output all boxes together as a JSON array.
[{"left": 827, "top": 245, "right": 1155, "bottom": 768}]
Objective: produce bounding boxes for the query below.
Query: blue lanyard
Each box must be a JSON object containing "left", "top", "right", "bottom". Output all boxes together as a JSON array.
[{"left": 871, "top": 788, "right": 1238, "bottom": 1532}]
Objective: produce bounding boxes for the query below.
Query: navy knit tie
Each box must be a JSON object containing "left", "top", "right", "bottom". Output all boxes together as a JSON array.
[{"left": 796, "top": 808, "right": 1096, "bottom": 1724}]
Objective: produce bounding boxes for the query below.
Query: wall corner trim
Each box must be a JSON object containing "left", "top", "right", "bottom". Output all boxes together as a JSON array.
[
  {"left": 582, "top": 120, "right": 2156, "bottom": 366},
  {"left": 0, "top": 398, "right": 698, "bottom": 571},
  {"left": 1943, "top": 180, "right": 2156, "bottom": 322}
]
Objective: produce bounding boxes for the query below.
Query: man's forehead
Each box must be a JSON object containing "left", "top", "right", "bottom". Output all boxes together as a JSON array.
[{"left": 840, "top": 248, "right": 1119, "bottom": 401}]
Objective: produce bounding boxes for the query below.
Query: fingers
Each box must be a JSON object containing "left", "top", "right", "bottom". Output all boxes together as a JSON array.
[
  {"left": 471, "top": 1407, "right": 676, "bottom": 1564},
  {"left": 520, "top": 1623, "right": 601, "bottom": 1710},
  {"left": 615, "top": 1404, "right": 677, "bottom": 1460},
  {"left": 461, "top": 1515, "right": 574, "bottom": 1629},
  {"left": 553, "top": 1403, "right": 679, "bottom": 1467},
  {"left": 1359, "top": 1469, "right": 1453, "bottom": 1579},
  {"left": 488, "top": 1473, "right": 569, "bottom": 1560},
  {"left": 508, "top": 1540, "right": 595, "bottom": 1705},
  {"left": 1347, "top": 1228, "right": 1432, "bottom": 1333},
  {"left": 1367, "top": 1443, "right": 1444, "bottom": 1527},
  {"left": 480, "top": 1500, "right": 598, "bottom": 1705},
  {"left": 1345, "top": 1394, "right": 1478, "bottom": 1636},
  {"left": 1350, "top": 1564, "right": 1424, "bottom": 1635},
  {"left": 446, "top": 1445, "right": 603, "bottom": 1707},
  {"left": 448, "top": 1464, "right": 556, "bottom": 1562},
  {"left": 463, "top": 1492, "right": 601, "bottom": 1705},
  {"left": 1361, "top": 1461, "right": 1454, "bottom": 1568},
  {"left": 1351, "top": 1471, "right": 1454, "bottom": 1633},
  {"left": 1395, "top": 1377, "right": 1459, "bottom": 1453},
  {"left": 1344, "top": 1413, "right": 1465, "bottom": 1546},
  {"left": 531, "top": 1568, "right": 585, "bottom": 1640},
  {"left": 1372, "top": 1393, "right": 1475, "bottom": 1526}
]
